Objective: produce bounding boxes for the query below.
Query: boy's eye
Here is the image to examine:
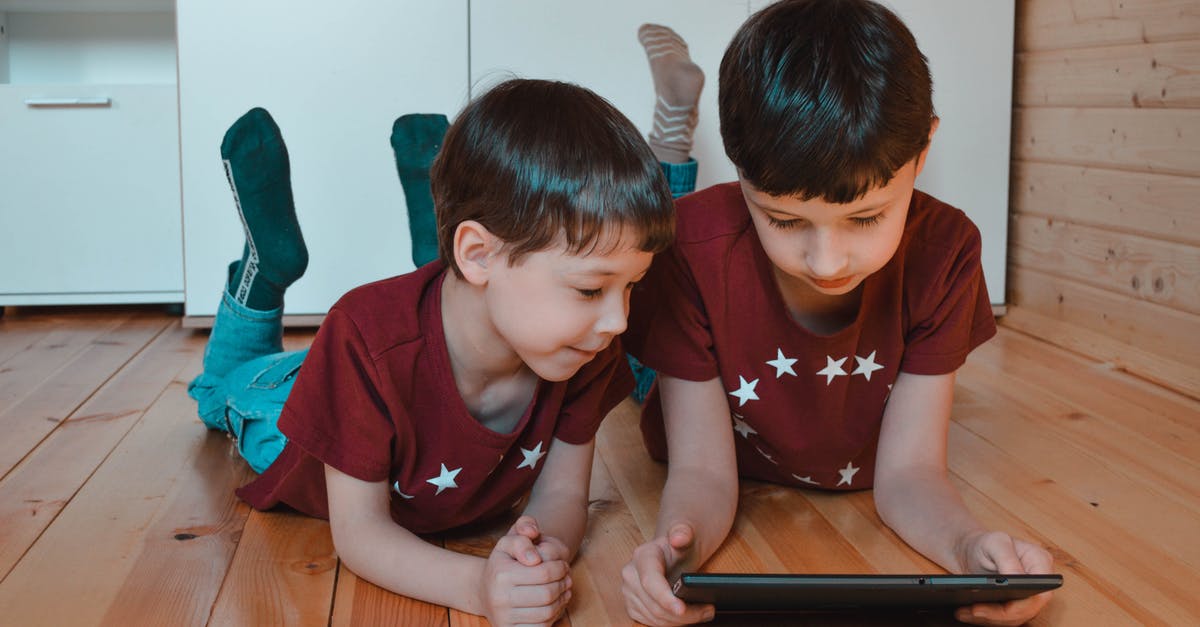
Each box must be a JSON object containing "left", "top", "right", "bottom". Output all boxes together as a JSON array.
[
  {"left": 851, "top": 214, "right": 882, "bottom": 228},
  {"left": 767, "top": 215, "right": 804, "bottom": 230},
  {"left": 576, "top": 288, "right": 603, "bottom": 300}
]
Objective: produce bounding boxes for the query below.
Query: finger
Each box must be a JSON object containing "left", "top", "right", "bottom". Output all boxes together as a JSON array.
[
  {"left": 496, "top": 533, "right": 543, "bottom": 566},
  {"left": 535, "top": 536, "right": 571, "bottom": 563},
  {"left": 956, "top": 599, "right": 1038, "bottom": 627},
  {"left": 508, "top": 575, "right": 573, "bottom": 608},
  {"left": 504, "top": 559, "right": 572, "bottom": 587},
  {"left": 631, "top": 549, "right": 686, "bottom": 616},
  {"left": 508, "top": 588, "right": 572, "bottom": 625},
  {"left": 1014, "top": 539, "right": 1055, "bottom": 573},
  {"left": 982, "top": 534, "right": 1025, "bottom": 574},
  {"left": 509, "top": 515, "right": 542, "bottom": 541}
]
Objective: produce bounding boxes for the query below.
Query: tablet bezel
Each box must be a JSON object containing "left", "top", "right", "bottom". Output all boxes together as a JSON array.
[{"left": 671, "top": 573, "right": 1063, "bottom": 611}]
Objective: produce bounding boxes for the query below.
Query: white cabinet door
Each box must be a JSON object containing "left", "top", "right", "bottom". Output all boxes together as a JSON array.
[
  {"left": 469, "top": 0, "right": 751, "bottom": 192},
  {"left": 0, "top": 84, "right": 183, "bottom": 304},
  {"left": 178, "top": 0, "right": 469, "bottom": 317}
]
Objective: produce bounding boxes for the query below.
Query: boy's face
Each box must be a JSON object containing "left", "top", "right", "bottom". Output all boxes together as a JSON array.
[
  {"left": 739, "top": 156, "right": 923, "bottom": 298},
  {"left": 483, "top": 227, "right": 653, "bottom": 382}
]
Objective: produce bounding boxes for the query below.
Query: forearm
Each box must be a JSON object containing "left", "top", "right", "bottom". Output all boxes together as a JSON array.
[
  {"left": 332, "top": 513, "right": 487, "bottom": 615},
  {"left": 874, "top": 466, "right": 985, "bottom": 573},
  {"left": 522, "top": 493, "right": 588, "bottom": 560},
  {"left": 655, "top": 464, "right": 738, "bottom": 570}
]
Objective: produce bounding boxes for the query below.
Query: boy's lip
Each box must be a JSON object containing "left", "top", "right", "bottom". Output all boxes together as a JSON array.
[{"left": 809, "top": 275, "right": 854, "bottom": 289}]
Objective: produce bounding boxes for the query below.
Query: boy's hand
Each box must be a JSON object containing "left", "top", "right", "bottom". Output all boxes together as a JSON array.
[
  {"left": 481, "top": 516, "right": 573, "bottom": 627},
  {"left": 620, "top": 523, "right": 715, "bottom": 626},
  {"left": 955, "top": 530, "right": 1055, "bottom": 626}
]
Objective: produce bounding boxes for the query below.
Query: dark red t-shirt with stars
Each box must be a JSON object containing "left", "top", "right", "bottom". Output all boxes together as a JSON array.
[
  {"left": 237, "top": 261, "right": 633, "bottom": 533},
  {"left": 626, "top": 183, "right": 996, "bottom": 491}
]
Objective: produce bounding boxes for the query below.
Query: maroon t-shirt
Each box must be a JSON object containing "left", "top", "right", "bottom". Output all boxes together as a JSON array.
[
  {"left": 626, "top": 183, "right": 996, "bottom": 490},
  {"left": 238, "top": 262, "right": 633, "bottom": 534}
]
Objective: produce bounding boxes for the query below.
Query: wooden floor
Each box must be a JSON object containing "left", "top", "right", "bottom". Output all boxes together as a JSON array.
[{"left": 0, "top": 305, "right": 1196, "bottom": 626}]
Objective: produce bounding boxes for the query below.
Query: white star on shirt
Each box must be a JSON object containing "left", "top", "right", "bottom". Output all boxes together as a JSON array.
[
  {"left": 426, "top": 463, "right": 462, "bottom": 495},
  {"left": 837, "top": 462, "right": 860, "bottom": 487},
  {"left": 791, "top": 474, "right": 820, "bottom": 486},
  {"left": 729, "top": 376, "right": 760, "bottom": 407},
  {"left": 392, "top": 481, "right": 414, "bottom": 499},
  {"left": 852, "top": 350, "right": 885, "bottom": 381},
  {"left": 755, "top": 446, "right": 778, "bottom": 465},
  {"left": 816, "top": 356, "right": 849, "bottom": 385},
  {"left": 517, "top": 441, "right": 547, "bottom": 470},
  {"left": 766, "top": 348, "right": 798, "bottom": 378},
  {"left": 732, "top": 414, "right": 758, "bottom": 439}
]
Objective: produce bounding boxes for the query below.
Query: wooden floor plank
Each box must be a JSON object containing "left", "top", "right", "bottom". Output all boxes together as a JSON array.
[
  {"left": 0, "top": 311, "right": 1195, "bottom": 625},
  {"left": 208, "top": 509, "right": 337, "bottom": 626},
  {"left": 953, "top": 375, "right": 1200, "bottom": 571},
  {"left": 947, "top": 422, "right": 1199, "bottom": 625},
  {"left": 0, "top": 312, "right": 129, "bottom": 414},
  {"left": 0, "top": 315, "right": 171, "bottom": 480},
  {"left": 0, "top": 349, "right": 253, "bottom": 626},
  {"left": 329, "top": 564, "right": 449, "bottom": 627},
  {"left": 950, "top": 475, "right": 1144, "bottom": 627},
  {"left": 0, "top": 322, "right": 201, "bottom": 581}
]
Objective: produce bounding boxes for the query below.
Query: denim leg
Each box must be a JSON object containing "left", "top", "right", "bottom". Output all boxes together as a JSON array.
[
  {"left": 188, "top": 288, "right": 285, "bottom": 432},
  {"left": 222, "top": 348, "right": 307, "bottom": 473}
]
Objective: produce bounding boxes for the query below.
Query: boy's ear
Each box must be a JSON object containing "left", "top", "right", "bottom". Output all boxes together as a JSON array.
[
  {"left": 453, "top": 220, "right": 500, "bottom": 286},
  {"left": 915, "top": 117, "right": 940, "bottom": 176}
]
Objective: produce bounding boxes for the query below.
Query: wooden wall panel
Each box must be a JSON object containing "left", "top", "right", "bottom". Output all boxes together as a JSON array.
[
  {"left": 1012, "top": 107, "right": 1200, "bottom": 177},
  {"left": 1010, "top": 213, "right": 1200, "bottom": 314},
  {"left": 1016, "top": 40, "right": 1200, "bottom": 108},
  {"left": 1018, "top": 0, "right": 1200, "bottom": 52},
  {"left": 1010, "top": 161, "right": 1200, "bottom": 245},
  {"left": 1007, "top": 0, "right": 1200, "bottom": 399},
  {"left": 1007, "top": 265, "right": 1200, "bottom": 369}
]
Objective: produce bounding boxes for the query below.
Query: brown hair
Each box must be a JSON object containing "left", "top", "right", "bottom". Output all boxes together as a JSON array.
[
  {"left": 720, "top": 0, "right": 934, "bottom": 202},
  {"left": 431, "top": 79, "right": 675, "bottom": 276}
]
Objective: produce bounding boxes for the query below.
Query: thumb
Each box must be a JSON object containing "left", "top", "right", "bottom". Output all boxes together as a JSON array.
[
  {"left": 509, "top": 515, "right": 541, "bottom": 542},
  {"left": 986, "top": 534, "right": 1025, "bottom": 574},
  {"left": 667, "top": 523, "right": 695, "bottom": 552}
]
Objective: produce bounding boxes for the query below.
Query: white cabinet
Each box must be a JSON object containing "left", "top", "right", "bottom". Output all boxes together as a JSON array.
[
  {"left": 177, "top": 0, "right": 468, "bottom": 318},
  {"left": 0, "top": 1, "right": 183, "bottom": 305}
]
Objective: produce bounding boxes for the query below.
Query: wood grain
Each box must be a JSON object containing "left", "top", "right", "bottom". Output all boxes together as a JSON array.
[
  {"left": 1018, "top": 0, "right": 1200, "bottom": 52},
  {"left": 1012, "top": 107, "right": 1200, "bottom": 177},
  {"left": 1016, "top": 40, "right": 1200, "bottom": 108}
]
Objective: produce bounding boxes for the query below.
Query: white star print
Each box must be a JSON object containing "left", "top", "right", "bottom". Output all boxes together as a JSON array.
[
  {"left": 766, "top": 348, "right": 798, "bottom": 378},
  {"left": 791, "top": 474, "right": 819, "bottom": 486},
  {"left": 837, "top": 462, "right": 860, "bottom": 487},
  {"left": 816, "top": 356, "right": 849, "bottom": 385},
  {"left": 732, "top": 414, "right": 758, "bottom": 439},
  {"left": 729, "top": 376, "right": 760, "bottom": 407},
  {"left": 755, "top": 446, "right": 778, "bottom": 465},
  {"left": 517, "top": 441, "right": 547, "bottom": 470},
  {"left": 852, "top": 351, "right": 885, "bottom": 381},
  {"left": 392, "top": 481, "right": 414, "bottom": 499},
  {"left": 426, "top": 463, "right": 462, "bottom": 495}
]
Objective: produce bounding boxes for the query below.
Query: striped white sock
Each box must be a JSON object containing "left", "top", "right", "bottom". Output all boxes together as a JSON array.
[{"left": 638, "top": 24, "right": 704, "bottom": 164}]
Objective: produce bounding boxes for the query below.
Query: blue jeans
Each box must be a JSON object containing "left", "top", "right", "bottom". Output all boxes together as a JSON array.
[{"left": 188, "top": 290, "right": 304, "bottom": 473}]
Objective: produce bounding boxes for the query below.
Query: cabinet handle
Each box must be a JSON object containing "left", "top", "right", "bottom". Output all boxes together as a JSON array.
[{"left": 24, "top": 97, "right": 112, "bottom": 108}]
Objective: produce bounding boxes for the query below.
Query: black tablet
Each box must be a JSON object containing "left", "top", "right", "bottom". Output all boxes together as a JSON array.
[{"left": 672, "top": 573, "right": 1062, "bottom": 611}]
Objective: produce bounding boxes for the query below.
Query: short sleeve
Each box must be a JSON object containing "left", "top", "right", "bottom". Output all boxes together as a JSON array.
[
  {"left": 626, "top": 243, "right": 721, "bottom": 382},
  {"left": 900, "top": 227, "right": 997, "bottom": 375},
  {"left": 278, "top": 307, "right": 399, "bottom": 482},
  {"left": 552, "top": 340, "right": 635, "bottom": 444}
]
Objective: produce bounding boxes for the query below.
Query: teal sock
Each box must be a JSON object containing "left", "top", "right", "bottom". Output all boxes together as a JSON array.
[
  {"left": 391, "top": 114, "right": 449, "bottom": 268},
  {"left": 221, "top": 107, "right": 308, "bottom": 311}
]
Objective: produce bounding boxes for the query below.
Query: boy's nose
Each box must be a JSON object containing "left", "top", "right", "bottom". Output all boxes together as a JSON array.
[
  {"left": 805, "top": 230, "right": 848, "bottom": 277},
  {"left": 594, "top": 291, "right": 629, "bottom": 336}
]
